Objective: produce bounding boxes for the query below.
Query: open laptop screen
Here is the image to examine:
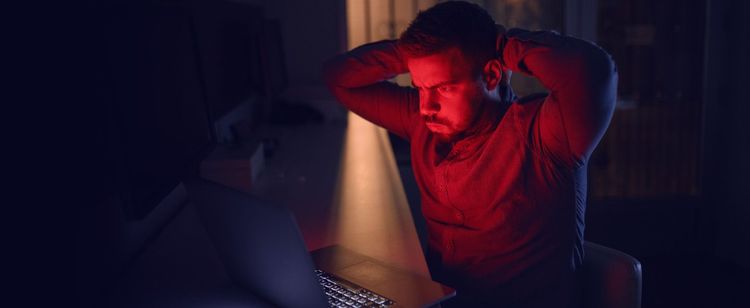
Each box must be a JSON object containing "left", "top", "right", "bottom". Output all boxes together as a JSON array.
[{"left": 185, "top": 178, "right": 328, "bottom": 308}]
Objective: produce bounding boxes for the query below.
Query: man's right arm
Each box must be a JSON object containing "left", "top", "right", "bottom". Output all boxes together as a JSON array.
[{"left": 323, "top": 40, "right": 419, "bottom": 140}]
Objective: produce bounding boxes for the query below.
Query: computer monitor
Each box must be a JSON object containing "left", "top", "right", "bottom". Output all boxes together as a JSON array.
[
  {"left": 107, "top": 3, "right": 213, "bottom": 220},
  {"left": 192, "top": 0, "right": 266, "bottom": 144}
]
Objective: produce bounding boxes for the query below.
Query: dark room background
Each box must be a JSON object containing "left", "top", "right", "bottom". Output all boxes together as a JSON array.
[{"left": 65, "top": 0, "right": 750, "bottom": 307}]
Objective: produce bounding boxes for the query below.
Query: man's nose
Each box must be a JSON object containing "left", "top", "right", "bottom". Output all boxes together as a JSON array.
[{"left": 420, "top": 92, "right": 441, "bottom": 115}]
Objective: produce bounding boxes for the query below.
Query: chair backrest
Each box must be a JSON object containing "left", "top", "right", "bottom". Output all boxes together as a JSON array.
[{"left": 579, "top": 241, "right": 643, "bottom": 308}]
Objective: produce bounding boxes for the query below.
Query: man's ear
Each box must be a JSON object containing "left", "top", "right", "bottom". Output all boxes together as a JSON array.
[{"left": 482, "top": 59, "right": 503, "bottom": 91}]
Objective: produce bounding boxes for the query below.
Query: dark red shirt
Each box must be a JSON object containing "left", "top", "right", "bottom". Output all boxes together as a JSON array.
[{"left": 324, "top": 29, "right": 617, "bottom": 307}]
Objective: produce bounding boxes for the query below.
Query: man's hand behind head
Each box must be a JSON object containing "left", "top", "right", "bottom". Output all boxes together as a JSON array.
[
  {"left": 494, "top": 24, "right": 511, "bottom": 86},
  {"left": 495, "top": 24, "right": 507, "bottom": 56}
]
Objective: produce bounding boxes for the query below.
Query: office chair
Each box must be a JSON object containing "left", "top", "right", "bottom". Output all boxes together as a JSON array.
[{"left": 579, "top": 241, "right": 643, "bottom": 308}]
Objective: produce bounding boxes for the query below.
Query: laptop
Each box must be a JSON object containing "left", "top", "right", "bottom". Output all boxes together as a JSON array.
[{"left": 185, "top": 178, "right": 455, "bottom": 308}]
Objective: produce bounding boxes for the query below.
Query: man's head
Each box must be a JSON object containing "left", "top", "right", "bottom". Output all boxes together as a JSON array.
[{"left": 399, "top": 1, "right": 503, "bottom": 142}]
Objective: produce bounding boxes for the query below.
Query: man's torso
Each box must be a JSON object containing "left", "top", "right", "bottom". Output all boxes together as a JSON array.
[{"left": 409, "top": 95, "right": 586, "bottom": 298}]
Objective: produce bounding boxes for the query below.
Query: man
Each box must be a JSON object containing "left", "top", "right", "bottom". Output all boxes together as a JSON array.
[{"left": 323, "top": 1, "right": 616, "bottom": 307}]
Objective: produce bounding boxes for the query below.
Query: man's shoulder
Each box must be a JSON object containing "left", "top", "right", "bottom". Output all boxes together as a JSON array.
[{"left": 506, "top": 92, "right": 548, "bottom": 122}]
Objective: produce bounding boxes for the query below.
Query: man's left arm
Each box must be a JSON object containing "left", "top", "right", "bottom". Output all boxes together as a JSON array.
[{"left": 498, "top": 28, "right": 618, "bottom": 167}]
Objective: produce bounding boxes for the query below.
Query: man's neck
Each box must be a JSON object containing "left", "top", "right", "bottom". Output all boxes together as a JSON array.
[{"left": 460, "top": 97, "right": 508, "bottom": 141}]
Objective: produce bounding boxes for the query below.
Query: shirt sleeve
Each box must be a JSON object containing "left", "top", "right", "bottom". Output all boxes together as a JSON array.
[
  {"left": 499, "top": 29, "right": 618, "bottom": 168},
  {"left": 323, "top": 40, "right": 420, "bottom": 141}
]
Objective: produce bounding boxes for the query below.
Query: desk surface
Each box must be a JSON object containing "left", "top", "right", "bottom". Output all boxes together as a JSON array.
[
  {"left": 250, "top": 114, "right": 430, "bottom": 278},
  {"left": 108, "top": 115, "right": 431, "bottom": 307}
]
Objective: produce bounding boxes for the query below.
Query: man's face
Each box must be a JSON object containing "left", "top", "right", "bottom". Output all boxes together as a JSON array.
[{"left": 407, "top": 47, "right": 488, "bottom": 142}]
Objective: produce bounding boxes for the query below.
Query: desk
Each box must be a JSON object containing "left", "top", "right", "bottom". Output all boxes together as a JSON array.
[
  {"left": 250, "top": 113, "right": 430, "bottom": 277},
  {"left": 107, "top": 114, "right": 431, "bottom": 307}
]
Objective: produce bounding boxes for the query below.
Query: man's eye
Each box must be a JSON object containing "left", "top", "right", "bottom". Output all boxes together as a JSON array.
[{"left": 438, "top": 86, "right": 454, "bottom": 93}]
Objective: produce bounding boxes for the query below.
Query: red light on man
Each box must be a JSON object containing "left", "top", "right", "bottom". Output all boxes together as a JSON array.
[{"left": 324, "top": 1, "right": 617, "bottom": 307}]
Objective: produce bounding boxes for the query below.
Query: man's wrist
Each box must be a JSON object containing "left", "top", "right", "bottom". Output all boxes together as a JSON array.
[
  {"left": 495, "top": 24, "right": 508, "bottom": 66},
  {"left": 390, "top": 40, "right": 410, "bottom": 75}
]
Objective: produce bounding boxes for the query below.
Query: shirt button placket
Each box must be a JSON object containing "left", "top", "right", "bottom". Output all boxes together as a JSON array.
[
  {"left": 455, "top": 210, "right": 464, "bottom": 225},
  {"left": 441, "top": 165, "right": 449, "bottom": 200}
]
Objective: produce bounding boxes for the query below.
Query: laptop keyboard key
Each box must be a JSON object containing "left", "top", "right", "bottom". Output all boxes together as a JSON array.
[{"left": 316, "top": 269, "right": 395, "bottom": 307}]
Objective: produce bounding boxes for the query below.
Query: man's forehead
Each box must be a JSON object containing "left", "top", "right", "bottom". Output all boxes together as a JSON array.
[{"left": 407, "top": 47, "right": 473, "bottom": 87}]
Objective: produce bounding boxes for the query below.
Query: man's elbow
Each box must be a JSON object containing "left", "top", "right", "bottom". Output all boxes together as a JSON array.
[
  {"left": 599, "top": 51, "right": 618, "bottom": 92},
  {"left": 598, "top": 52, "right": 618, "bottom": 110},
  {"left": 579, "top": 43, "right": 618, "bottom": 108},
  {"left": 321, "top": 57, "right": 343, "bottom": 88},
  {"left": 324, "top": 51, "right": 366, "bottom": 89},
  {"left": 321, "top": 57, "right": 352, "bottom": 107},
  {"left": 588, "top": 43, "right": 618, "bottom": 91}
]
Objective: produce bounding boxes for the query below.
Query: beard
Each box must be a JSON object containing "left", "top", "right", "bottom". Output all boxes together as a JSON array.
[
  {"left": 433, "top": 131, "right": 455, "bottom": 143},
  {"left": 424, "top": 115, "right": 456, "bottom": 141},
  {"left": 423, "top": 86, "right": 490, "bottom": 143}
]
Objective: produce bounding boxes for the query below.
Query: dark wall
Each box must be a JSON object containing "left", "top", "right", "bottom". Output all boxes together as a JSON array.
[
  {"left": 74, "top": 1, "right": 275, "bottom": 304},
  {"left": 238, "top": 0, "right": 346, "bottom": 88},
  {"left": 703, "top": 0, "right": 750, "bottom": 269}
]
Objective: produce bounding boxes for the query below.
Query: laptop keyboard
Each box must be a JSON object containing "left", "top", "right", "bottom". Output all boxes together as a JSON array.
[{"left": 315, "top": 269, "right": 395, "bottom": 307}]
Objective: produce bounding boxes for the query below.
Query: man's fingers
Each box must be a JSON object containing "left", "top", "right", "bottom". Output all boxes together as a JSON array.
[
  {"left": 501, "top": 70, "right": 512, "bottom": 85},
  {"left": 495, "top": 24, "right": 507, "bottom": 62}
]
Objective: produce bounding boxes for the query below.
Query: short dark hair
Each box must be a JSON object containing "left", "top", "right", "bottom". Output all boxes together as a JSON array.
[{"left": 398, "top": 1, "right": 497, "bottom": 71}]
